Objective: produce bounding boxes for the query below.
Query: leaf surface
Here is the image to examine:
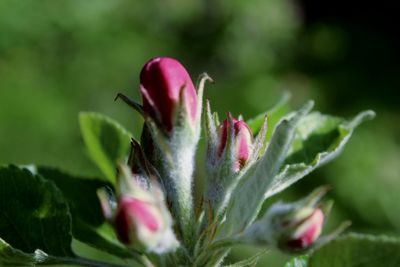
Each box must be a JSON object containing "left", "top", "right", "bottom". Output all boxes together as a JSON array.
[
  {"left": 0, "top": 165, "right": 74, "bottom": 265},
  {"left": 284, "top": 255, "right": 309, "bottom": 267},
  {"left": 37, "top": 167, "right": 133, "bottom": 259},
  {"left": 247, "top": 91, "right": 291, "bottom": 139},
  {"left": 265, "top": 110, "right": 375, "bottom": 199},
  {"left": 79, "top": 112, "right": 132, "bottom": 183},
  {"left": 308, "top": 233, "right": 400, "bottom": 267}
]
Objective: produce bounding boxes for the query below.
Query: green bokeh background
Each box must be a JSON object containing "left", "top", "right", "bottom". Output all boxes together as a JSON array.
[{"left": 1, "top": 0, "right": 399, "bottom": 266}]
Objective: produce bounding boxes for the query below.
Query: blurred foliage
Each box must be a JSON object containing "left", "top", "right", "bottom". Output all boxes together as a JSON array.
[{"left": 0, "top": 0, "right": 399, "bottom": 265}]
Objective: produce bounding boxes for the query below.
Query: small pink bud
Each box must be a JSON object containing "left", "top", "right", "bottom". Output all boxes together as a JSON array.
[
  {"left": 244, "top": 187, "right": 329, "bottom": 253},
  {"left": 140, "top": 57, "right": 197, "bottom": 132},
  {"left": 285, "top": 208, "right": 324, "bottom": 250},
  {"left": 115, "top": 196, "right": 160, "bottom": 245},
  {"left": 218, "top": 117, "right": 253, "bottom": 171}
]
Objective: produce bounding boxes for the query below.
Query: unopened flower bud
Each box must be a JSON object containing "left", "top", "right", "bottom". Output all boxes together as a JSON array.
[
  {"left": 218, "top": 117, "right": 253, "bottom": 172},
  {"left": 243, "top": 187, "right": 328, "bottom": 253},
  {"left": 114, "top": 196, "right": 161, "bottom": 245},
  {"left": 265, "top": 197, "right": 325, "bottom": 253},
  {"left": 100, "top": 164, "right": 179, "bottom": 253},
  {"left": 245, "top": 205, "right": 325, "bottom": 253},
  {"left": 281, "top": 208, "right": 324, "bottom": 251},
  {"left": 140, "top": 57, "right": 197, "bottom": 132}
]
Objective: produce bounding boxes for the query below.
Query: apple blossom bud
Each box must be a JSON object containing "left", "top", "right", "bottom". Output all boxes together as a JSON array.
[
  {"left": 243, "top": 187, "right": 328, "bottom": 253},
  {"left": 282, "top": 208, "right": 324, "bottom": 251},
  {"left": 140, "top": 57, "right": 197, "bottom": 132},
  {"left": 244, "top": 205, "right": 325, "bottom": 253},
  {"left": 102, "top": 164, "right": 179, "bottom": 253},
  {"left": 218, "top": 117, "right": 253, "bottom": 172},
  {"left": 261, "top": 204, "right": 325, "bottom": 253},
  {"left": 114, "top": 196, "right": 161, "bottom": 245}
]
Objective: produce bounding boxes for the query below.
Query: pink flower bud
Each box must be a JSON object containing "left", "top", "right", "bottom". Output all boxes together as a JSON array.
[
  {"left": 218, "top": 117, "right": 253, "bottom": 171},
  {"left": 114, "top": 196, "right": 161, "bottom": 245},
  {"left": 140, "top": 57, "right": 197, "bottom": 132},
  {"left": 285, "top": 208, "right": 324, "bottom": 250},
  {"left": 243, "top": 187, "right": 328, "bottom": 253}
]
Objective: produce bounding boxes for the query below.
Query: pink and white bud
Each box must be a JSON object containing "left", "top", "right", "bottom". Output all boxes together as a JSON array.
[
  {"left": 262, "top": 204, "right": 325, "bottom": 253},
  {"left": 114, "top": 196, "right": 161, "bottom": 245},
  {"left": 218, "top": 117, "right": 253, "bottom": 172},
  {"left": 243, "top": 188, "right": 328, "bottom": 253},
  {"left": 284, "top": 208, "right": 324, "bottom": 250},
  {"left": 105, "top": 164, "right": 179, "bottom": 253},
  {"left": 140, "top": 57, "right": 197, "bottom": 132}
]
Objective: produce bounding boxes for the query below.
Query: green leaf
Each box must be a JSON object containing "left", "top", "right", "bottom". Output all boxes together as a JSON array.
[
  {"left": 0, "top": 237, "right": 130, "bottom": 267},
  {"left": 0, "top": 165, "right": 74, "bottom": 257},
  {"left": 308, "top": 233, "right": 400, "bottom": 267},
  {"left": 0, "top": 238, "right": 48, "bottom": 266},
  {"left": 224, "top": 250, "right": 267, "bottom": 267},
  {"left": 73, "top": 221, "right": 134, "bottom": 259},
  {"left": 37, "top": 167, "right": 107, "bottom": 227},
  {"left": 284, "top": 255, "right": 309, "bottom": 267},
  {"left": 0, "top": 166, "right": 135, "bottom": 266},
  {"left": 247, "top": 91, "right": 291, "bottom": 138},
  {"left": 264, "top": 110, "right": 375, "bottom": 199},
  {"left": 79, "top": 112, "right": 132, "bottom": 183},
  {"left": 36, "top": 167, "right": 134, "bottom": 259},
  {"left": 221, "top": 101, "right": 314, "bottom": 236}
]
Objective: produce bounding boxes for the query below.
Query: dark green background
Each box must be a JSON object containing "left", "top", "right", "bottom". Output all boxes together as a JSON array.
[{"left": 1, "top": 0, "right": 399, "bottom": 265}]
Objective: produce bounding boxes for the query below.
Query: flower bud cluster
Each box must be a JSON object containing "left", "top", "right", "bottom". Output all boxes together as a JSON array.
[
  {"left": 138, "top": 58, "right": 209, "bottom": 245},
  {"left": 98, "top": 57, "right": 339, "bottom": 264},
  {"left": 105, "top": 57, "right": 206, "bottom": 253}
]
